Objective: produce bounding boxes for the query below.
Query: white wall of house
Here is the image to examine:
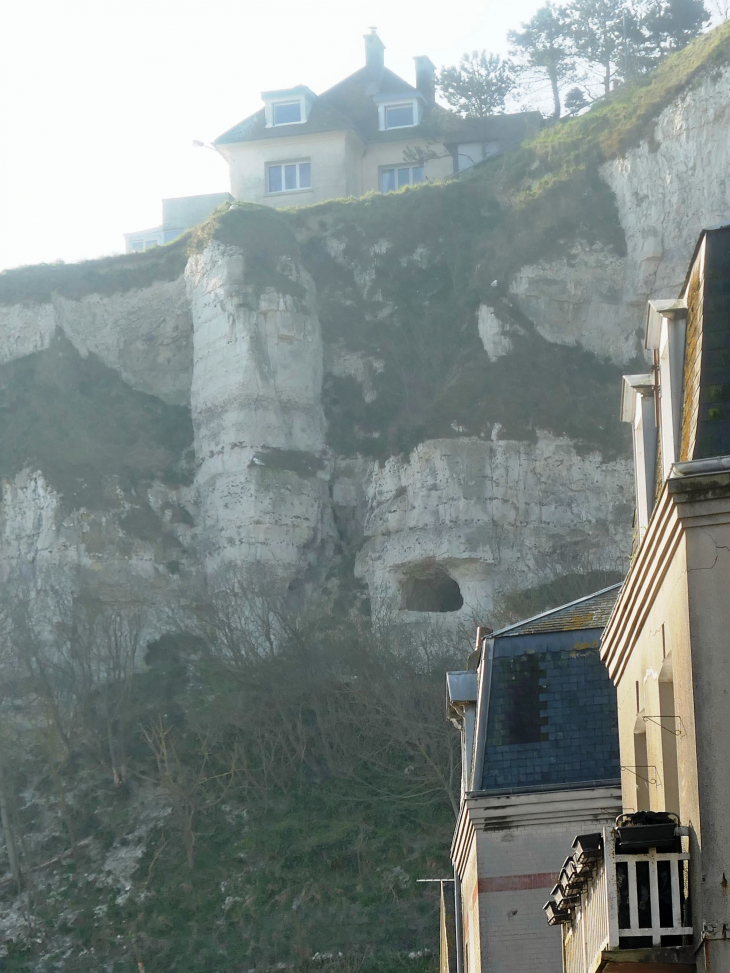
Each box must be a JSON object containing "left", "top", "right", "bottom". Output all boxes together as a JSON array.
[
  {"left": 452, "top": 787, "right": 621, "bottom": 973},
  {"left": 219, "top": 131, "right": 455, "bottom": 208},
  {"left": 602, "top": 477, "right": 730, "bottom": 972},
  {"left": 219, "top": 131, "right": 362, "bottom": 208},
  {"left": 361, "top": 138, "right": 453, "bottom": 195}
]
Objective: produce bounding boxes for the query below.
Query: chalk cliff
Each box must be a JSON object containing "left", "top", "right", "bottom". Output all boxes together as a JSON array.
[{"left": 2, "top": 35, "right": 730, "bottom": 623}]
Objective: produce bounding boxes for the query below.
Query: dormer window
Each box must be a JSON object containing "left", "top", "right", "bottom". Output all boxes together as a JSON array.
[
  {"left": 272, "top": 100, "right": 302, "bottom": 126},
  {"left": 262, "top": 87, "right": 316, "bottom": 128},
  {"left": 375, "top": 96, "right": 421, "bottom": 132},
  {"left": 621, "top": 374, "right": 658, "bottom": 538},
  {"left": 645, "top": 300, "right": 687, "bottom": 480},
  {"left": 385, "top": 103, "right": 415, "bottom": 129}
]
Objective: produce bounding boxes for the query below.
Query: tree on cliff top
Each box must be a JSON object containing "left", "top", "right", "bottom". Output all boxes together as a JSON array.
[
  {"left": 509, "top": 3, "right": 576, "bottom": 118},
  {"left": 437, "top": 52, "right": 516, "bottom": 116},
  {"left": 640, "top": 0, "right": 711, "bottom": 54}
]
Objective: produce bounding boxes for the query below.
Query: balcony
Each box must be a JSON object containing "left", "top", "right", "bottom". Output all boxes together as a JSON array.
[{"left": 544, "top": 814, "right": 694, "bottom": 973}]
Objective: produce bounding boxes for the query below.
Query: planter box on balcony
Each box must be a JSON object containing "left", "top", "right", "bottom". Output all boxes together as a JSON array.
[{"left": 573, "top": 832, "right": 602, "bottom": 863}]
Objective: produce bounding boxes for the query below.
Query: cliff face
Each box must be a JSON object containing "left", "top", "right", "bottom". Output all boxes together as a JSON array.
[{"left": 3, "top": 39, "right": 730, "bottom": 623}]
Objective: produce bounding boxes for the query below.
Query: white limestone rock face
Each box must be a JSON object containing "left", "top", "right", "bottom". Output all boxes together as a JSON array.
[
  {"left": 477, "top": 305, "right": 513, "bottom": 361},
  {"left": 0, "top": 470, "right": 196, "bottom": 607},
  {"left": 602, "top": 66, "right": 730, "bottom": 303},
  {"left": 509, "top": 244, "right": 635, "bottom": 363},
  {"left": 187, "top": 242, "right": 334, "bottom": 579},
  {"left": 353, "top": 434, "right": 633, "bottom": 621},
  {"left": 0, "top": 303, "right": 56, "bottom": 364},
  {"left": 0, "top": 278, "right": 192, "bottom": 404},
  {"left": 54, "top": 278, "right": 193, "bottom": 405},
  {"left": 2, "top": 62, "right": 730, "bottom": 618},
  {"left": 506, "top": 65, "right": 730, "bottom": 369}
]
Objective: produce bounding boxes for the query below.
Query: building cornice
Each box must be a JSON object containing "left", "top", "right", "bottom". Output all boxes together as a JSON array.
[
  {"left": 450, "top": 785, "right": 622, "bottom": 876},
  {"left": 602, "top": 468, "right": 730, "bottom": 683},
  {"left": 451, "top": 798, "right": 476, "bottom": 877}
]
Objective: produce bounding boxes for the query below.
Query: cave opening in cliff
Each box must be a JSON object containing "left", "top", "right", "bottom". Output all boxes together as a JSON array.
[{"left": 400, "top": 563, "right": 464, "bottom": 613}]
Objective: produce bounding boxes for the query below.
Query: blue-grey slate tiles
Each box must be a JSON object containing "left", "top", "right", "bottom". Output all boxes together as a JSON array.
[{"left": 481, "top": 628, "right": 620, "bottom": 791}]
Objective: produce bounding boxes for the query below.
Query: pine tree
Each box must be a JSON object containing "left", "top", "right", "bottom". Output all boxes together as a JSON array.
[
  {"left": 509, "top": 4, "right": 575, "bottom": 118},
  {"left": 437, "top": 52, "right": 516, "bottom": 118},
  {"left": 565, "top": 0, "right": 643, "bottom": 94},
  {"left": 640, "top": 0, "right": 710, "bottom": 54}
]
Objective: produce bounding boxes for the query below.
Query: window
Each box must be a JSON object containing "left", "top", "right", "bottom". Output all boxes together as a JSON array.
[
  {"left": 272, "top": 100, "right": 302, "bottom": 125},
  {"left": 267, "top": 161, "right": 311, "bottom": 194},
  {"left": 380, "top": 165, "right": 424, "bottom": 193},
  {"left": 131, "top": 238, "right": 159, "bottom": 252},
  {"left": 384, "top": 103, "right": 415, "bottom": 129}
]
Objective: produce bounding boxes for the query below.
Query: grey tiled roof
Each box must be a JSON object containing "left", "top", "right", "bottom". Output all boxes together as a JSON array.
[
  {"left": 214, "top": 66, "right": 541, "bottom": 150},
  {"left": 482, "top": 633, "right": 621, "bottom": 791},
  {"left": 494, "top": 584, "right": 622, "bottom": 638},
  {"left": 215, "top": 67, "right": 425, "bottom": 146}
]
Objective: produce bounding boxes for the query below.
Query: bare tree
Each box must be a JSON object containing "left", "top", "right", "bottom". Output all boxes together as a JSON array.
[{"left": 142, "top": 719, "right": 233, "bottom": 869}]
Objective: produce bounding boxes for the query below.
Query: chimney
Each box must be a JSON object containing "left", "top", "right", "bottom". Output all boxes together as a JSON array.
[
  {"left": 364, "top": 28, "right": 385, "bottom": 76},
  {"left": 414, "top": 56, "right": 436, "bottom": 104}
]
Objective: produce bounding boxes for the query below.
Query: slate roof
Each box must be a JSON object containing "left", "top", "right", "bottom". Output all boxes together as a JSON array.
[
  {"left": 481, "top": 629, "right": 621, "bottom": 792},
  {"left": 214, "top": 65, "right": 540, "bottom": 150},
  {"left": 492, "top": 584, "right": 622, "bottom": 638},
  {"left": 472, "top": 585, "right": 622, "bottom": 794},
  {"left": 215, "top": 67, "right": 435, "bottom": 147}
]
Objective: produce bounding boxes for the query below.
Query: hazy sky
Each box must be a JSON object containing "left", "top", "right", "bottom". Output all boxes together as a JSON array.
[{"left": 0, "top": 0, "right": 555, "bottom": 271}]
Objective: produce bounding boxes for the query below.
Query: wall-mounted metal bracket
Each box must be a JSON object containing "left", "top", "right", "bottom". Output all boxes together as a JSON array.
[
  {"left": 621, "top": 764, "right": 660, "bottom": 786},
  {"left": 642, "top": 715, "right": 683, "bottom": 737}
]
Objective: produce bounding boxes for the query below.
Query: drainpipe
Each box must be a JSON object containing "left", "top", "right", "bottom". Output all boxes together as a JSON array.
[
  {"left": 470, "top": 634, "right": 495, "bottom": 791},
  {"left": 454, "top": 865, "right": 464, "bottom": 973}
]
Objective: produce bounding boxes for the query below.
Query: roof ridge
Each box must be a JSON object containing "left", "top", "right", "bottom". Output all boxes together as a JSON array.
[{"left": 491, "top": 582, "right": 624, "bottom": 639}]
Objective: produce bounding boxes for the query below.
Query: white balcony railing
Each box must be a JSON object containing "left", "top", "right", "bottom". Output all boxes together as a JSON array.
[
  {"left": 551, "top": 827, "right": 692, "bottom": 973},
  {"left": 563, "top": 856, "right": 609, "bottom": 973}
]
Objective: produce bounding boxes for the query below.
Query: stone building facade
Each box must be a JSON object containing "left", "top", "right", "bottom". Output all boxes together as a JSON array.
[{"left": 545, "top": 225, "right": 730, "bottom": 973}]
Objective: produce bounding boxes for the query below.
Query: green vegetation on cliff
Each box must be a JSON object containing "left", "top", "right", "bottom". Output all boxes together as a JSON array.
[
  {"left": 0, "top": 336, "right": 193, "bottom": 510},
  {"left": 2, "top": 22, "right": 730, "bottom": 973},
  {"left": 0, "top": 578, "right": 457, "bottom": 972}
]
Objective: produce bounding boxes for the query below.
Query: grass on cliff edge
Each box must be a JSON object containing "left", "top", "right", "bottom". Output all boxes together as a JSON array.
[
  {"left": 505, "top": 19, "right": 730, "bottom": 200},
  {"left": 2, "top": 20, "right": 728, "bottom": 307}
]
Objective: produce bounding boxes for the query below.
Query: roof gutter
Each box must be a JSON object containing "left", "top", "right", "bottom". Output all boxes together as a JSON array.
[{"left": 672, "top": 455, "right": 730, "bottom": 477}]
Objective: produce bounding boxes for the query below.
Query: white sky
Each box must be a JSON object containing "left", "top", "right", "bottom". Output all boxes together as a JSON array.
[{"left": 0, "top": 0, "right": 585, "bottom": 271}]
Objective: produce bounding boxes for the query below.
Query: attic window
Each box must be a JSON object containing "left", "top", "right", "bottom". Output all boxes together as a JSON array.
[
  {"left": 273, "top": 100, "right": 302, "bottom": 125},
  {"left": 400, "top": 563, "right": 464, "bottom": 613},
  {"left": 385, "top": 103, "right": 415, "bottom": 129}
]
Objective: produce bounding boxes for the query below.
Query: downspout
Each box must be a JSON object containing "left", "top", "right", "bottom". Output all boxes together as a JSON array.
[
  {"left": 470, "top": 635, "right": 495, "bottom": 791},
  {"left": 454, "top": 865, "right": 464, "bottom": 973}
]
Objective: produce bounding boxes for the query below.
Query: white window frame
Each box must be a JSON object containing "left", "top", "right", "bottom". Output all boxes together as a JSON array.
[
  {"left": 378, "top": 99, "right": 419, "bottom": 132},
  {"left": 265, "top": 159, "right": 312, "bottom": 196},
  {"left": 621, "top": 375, "right": 658, "bottom": 538},
  {"left": 379, "top": 164, "right": 425, "bottom": 193},
  {"left": 264, "top": 96, "right": 308, "bottom": 128},
  {"left": 645, "top": 300, "right": 687, "bottom": 480}
]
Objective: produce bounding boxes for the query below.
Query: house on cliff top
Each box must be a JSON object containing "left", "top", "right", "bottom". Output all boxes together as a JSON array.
[{"left": 213, "top": 30, "right": 542, "bottom": 208}]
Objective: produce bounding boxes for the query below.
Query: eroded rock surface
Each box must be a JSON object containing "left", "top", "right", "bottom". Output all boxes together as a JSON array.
[{"left": 2, "top": 61, "right": 730, "bottom": 619}]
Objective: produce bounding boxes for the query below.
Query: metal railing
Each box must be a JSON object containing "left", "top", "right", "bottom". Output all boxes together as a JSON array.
[{"left": 557, "top": 827, "right": 692, "bottom": 973}]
